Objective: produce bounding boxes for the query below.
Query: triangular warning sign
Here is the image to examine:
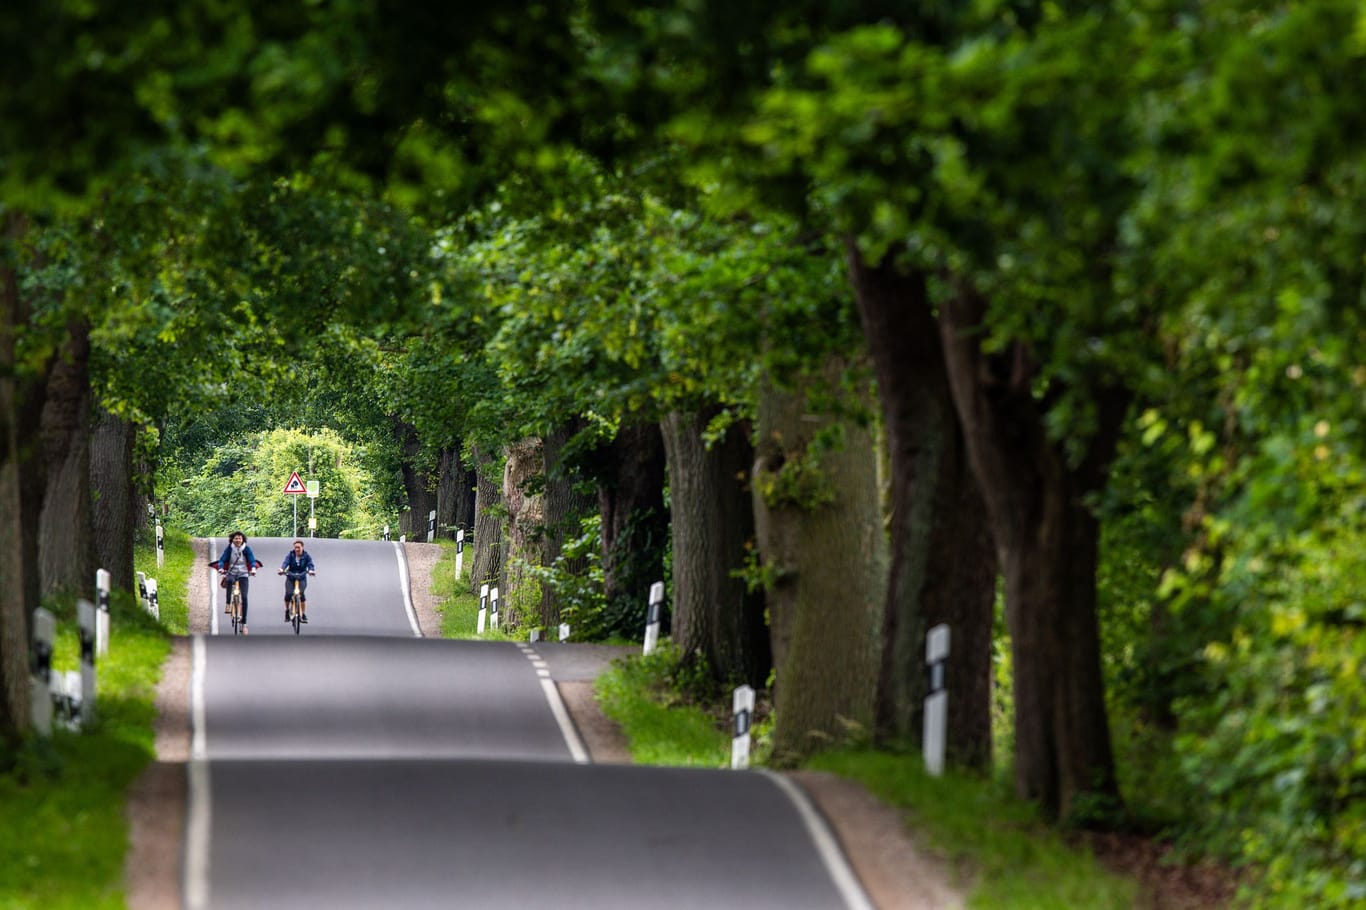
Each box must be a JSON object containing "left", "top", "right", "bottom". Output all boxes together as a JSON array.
[{"left": 283, "top": 471, "right": 307, "bottom": 494}]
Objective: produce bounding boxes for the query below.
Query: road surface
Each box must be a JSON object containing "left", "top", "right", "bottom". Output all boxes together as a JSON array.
[{"left": 188, "top": 537, "right": 872, "bottom": 909}]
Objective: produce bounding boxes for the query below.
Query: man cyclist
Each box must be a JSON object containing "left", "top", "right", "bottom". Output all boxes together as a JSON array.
[
  {"left": 213, "top": 531, "right": 262, "bottom": 634},
  {"left": 279, "top": 539, "right": 317, "bottom": 623}
]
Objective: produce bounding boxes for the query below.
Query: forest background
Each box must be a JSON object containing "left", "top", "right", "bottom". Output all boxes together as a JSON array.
[{"left": 2, "top": 2, "right": 1363, "bottom": 906}]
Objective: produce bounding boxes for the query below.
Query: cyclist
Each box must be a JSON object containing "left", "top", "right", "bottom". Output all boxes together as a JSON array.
[
  {"left": 213, "top": 531, "right": 262, "bottom": 634},
  {"left": 279, "top": 539, "right": 317, "bottom": 623}
]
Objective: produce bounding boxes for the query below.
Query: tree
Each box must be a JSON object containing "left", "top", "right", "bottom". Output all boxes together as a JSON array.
[{"left": 753, "top": 356, "right": 885, "bottom": 762}]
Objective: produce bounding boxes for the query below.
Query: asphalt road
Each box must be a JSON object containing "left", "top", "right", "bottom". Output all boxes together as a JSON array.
[{"left": 188, "top": 537, "right": 872, "bottom": 909}]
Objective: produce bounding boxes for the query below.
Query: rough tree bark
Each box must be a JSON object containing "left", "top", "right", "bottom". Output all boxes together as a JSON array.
[
  {"left": 0, "top": 215, "right": 38, "bottom": 743},
  {"left": 502, "top": 437, "right": 544, "bottom": 630},
  {"left": 0, "top": 213, "right": 50, "bottom": 741},
  {"left": 90, "top": 408, "right": 137, "bottom": 593},
  {"left": 38, "top": 318, "right": 95, "bottom": 598},
  {"left": 453, "top": 456, "right": 477, "bottom": 535},
  {"left": 752, "top": 356, "right": 885, "bottom": 764},
  {"left": 435, "top": 446, "right": 459, "bottom": 540},
  {"left": 847, "top": 245, "right": 997, "bottom": 771},
  {"left": 469, "top": 443, "right": 506, "bottom": 595},
  {"left": 540, "top": 420, "right": 595, "bottom": 628},
  {"left": 662, "top": 407, "right": 770, "bottom": 688},
  {"left": 939, "top": 280, "right": 1127, "bottom": 821},
  {"left": 581, "top": 418, "right": 668, "bottom": 640},
  {"left": 392, "top": 418, "right": 437, "bottom": 540}
]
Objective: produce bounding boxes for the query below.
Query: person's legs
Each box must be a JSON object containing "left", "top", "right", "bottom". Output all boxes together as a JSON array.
[
  {"left": 238, "top": 576, "right": 250, "bottom": 629},
  {"left": 299, "top": 576, "right": 308, "bottom": 622}
]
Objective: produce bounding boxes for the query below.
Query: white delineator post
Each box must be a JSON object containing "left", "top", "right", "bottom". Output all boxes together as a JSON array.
[
  {"left": 731, "top": 684, "right": 756, "bottom": 770},
  {"left": 923, "top": 623, "right": 950, "bottom": 777},
  {"left": 477, "top": 583, "right": 489, "bottom": 635},
  {"left": 490, "top": 586, "right": 501, "bottom": 630},
  {"left": 383, "top": 523, "right": 390, "bottom": 542},
  {"left": 558, "top": 623, "right": 570, "bottom": 642},
  {"left": 136, "top": 571, "right": 148, "bottom": 610},
  {"left": 427, "top": 510, "right": 436, "bottom": 543},
  {"left": 146, "top": 578, "right": 160, "bottom": 621},
  {"left": 642, "top": 581, "right": 664, "bottom": 655},
  {"left": 78, "top": 598, "right": 98, "bottom": 725},
  {"left": 95, "top": 568, "right": 111, "bottom": 657},
  {"left": 155, "top": 520, "right": 165, "bottom": 568},
  {"left": 455, "top": 529, "right": 465, "bottom": 581},
  {"left": 30, "top": 608, "right": 56, "bottom": 736}
]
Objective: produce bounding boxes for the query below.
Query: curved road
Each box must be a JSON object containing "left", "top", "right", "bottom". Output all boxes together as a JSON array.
[{"left": 189, "top": 537, "right": 872, "bottom": 909}]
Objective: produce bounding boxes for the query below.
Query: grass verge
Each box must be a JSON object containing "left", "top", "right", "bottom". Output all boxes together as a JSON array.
[
  {"left": 595, "top": 645, "right": 730, "bottom": 767},
  {"left": 807, "top": 750, "right": 1138, "bottom": 909},
  {"left": 0, "top": 532, "right": 189, "bottom": 910},
  {"left": 429, "top": 542, "right": 523, "bottom": 642}
]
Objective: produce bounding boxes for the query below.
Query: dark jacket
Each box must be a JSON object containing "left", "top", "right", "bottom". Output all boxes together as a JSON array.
[
  {"left": 215, "top": 544, "right": 261, "bottom": 578},
  {"left": 281, "top": 550, "right": 316, "bottom": 577}
]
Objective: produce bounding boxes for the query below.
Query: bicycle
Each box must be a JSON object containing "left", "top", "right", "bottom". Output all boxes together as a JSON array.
[
  {"left": 229, "top": 579, "right": 244, "bottom": 635},
  {"left": 287, "top": 577, "right": 304, "bottom": 635},
  {"left": 280, "top": 560, "right": 316, "bottom": 631}
]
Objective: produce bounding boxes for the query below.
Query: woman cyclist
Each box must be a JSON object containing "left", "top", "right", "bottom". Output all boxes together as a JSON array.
[
  {"left": 279, "top": 539, "right": 317, "bottom": 623},
  {"left": 213, "top": 531, "right": 262, "bottom": 634}
]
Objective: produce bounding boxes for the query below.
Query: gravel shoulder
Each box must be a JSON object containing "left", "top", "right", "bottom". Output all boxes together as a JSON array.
[{"left": 125, "top": 540, "right": 964, "bottom": 910}]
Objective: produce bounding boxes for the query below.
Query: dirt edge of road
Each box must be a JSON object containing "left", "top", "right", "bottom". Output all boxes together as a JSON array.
[{"left": 124, "top": 539, "right": 965, "bottom": 910}]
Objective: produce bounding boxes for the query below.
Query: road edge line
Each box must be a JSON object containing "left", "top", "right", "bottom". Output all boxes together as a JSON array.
[
  {"left": 392, "top": 542, "right": 423, "bottom": 637},
  {"left": 760, "top": 770, "right": 876, "bottom": 910},
  {"left": 538, "top": 677, "right": 589, "bottom": 764},
  {"left": 185, "top": 635, "right": 212, "bottom": 910}
]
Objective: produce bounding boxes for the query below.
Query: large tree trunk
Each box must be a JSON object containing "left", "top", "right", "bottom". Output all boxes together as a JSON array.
[
  {"left": 39, "top": 319, "right": 95, "bottom": 598},
  {"left": 392, "top": 419, "right": 437, "bottom": 540},
  {"left": 541, "top": 420, "right": 595, "bottom": 628},
  {"left": 752, "top": 356, "right": 885, "bottom": 764},
  {"left": 90, "top": 408, "right": 137, "bottom": 593},
  {"left": 940, "top": 281, "right": 1127, "bottom": 821},
  {"left": 453, "top": 450, "right": 475, "bottom": 535},
  {"left": 662, "top": 407, "right": 770, "bottom": 688},
  {"left": 582, "top": 418, "right": 668, "bottom": 641},
  {"left": 848, "top": 245, "right": 997, "bottom": 771},
  {"left": 469, "top": 443, "right": 506, "bottom": 594},
  {"left": 435, "top": 446, "right": 459, "bottom": 540},
  {"left": 503, "top": 437, "right": 544, "bottom": 631},
  {"left": 0, "top": 213, "right": 50, "bottom": 742}
]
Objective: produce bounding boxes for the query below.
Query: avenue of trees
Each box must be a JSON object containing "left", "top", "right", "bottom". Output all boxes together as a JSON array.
[{"left": 3, "top": 2, "right": 1364, "bottom": 903}]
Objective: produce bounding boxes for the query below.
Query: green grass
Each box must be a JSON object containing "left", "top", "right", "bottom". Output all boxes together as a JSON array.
[
  {"left": 807, "top": 750, "right": 1139, "bottom": 909},
  {"left": 429, "top": 542, "right": 521, "bottom": 641},
  {"left": 0, "top": 532, "right": 188, "bottom": 910},
  {"left": 595, "top": 646, "right": 731, "bottom": 767},
  {"left": 134, "top": 527, "right": 197, "bottom": 635}
]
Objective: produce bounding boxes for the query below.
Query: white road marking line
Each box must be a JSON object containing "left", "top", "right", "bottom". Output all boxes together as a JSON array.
[
  {"left": 185, "top": 635, "right": 212, "bottom": 910},
  {"left": 760, "top": 771, "right": 875, "bottom": 910},
  {"left": 392, "top": 542, "right": 423, "bottom": 637},
  {"left": 537, "top": 669, "right": 551, "bottom": 678},
  {"left": 539, "top": 677, "right": 589, "bottom": 764}
]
